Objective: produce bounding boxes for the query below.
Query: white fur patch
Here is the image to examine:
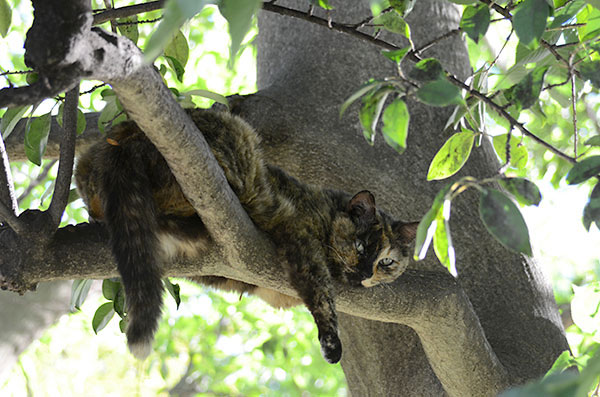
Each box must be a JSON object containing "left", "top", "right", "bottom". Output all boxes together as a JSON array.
[
  {"left": 129, "top": 340, "right": 152, "bottom": 360},
  {"left": 157, "top": 233, "right": 206, "bottom": 260}
]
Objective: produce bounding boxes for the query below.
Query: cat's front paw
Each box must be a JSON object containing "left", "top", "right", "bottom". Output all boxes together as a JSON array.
[{"left": 319, "top": 332, "right": 342, "bottom": 364}]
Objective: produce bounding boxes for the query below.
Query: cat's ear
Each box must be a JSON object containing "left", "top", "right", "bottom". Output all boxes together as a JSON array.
[
  {"left": 347, "top": 190, "right": 376, "bottom": 226},
  {"left": 394, "top": 221, "right": 419, "bottom": 242}
]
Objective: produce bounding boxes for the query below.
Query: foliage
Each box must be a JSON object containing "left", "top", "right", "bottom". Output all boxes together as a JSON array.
[{"left": 2, "top": 0, "right": 600, "bottom": 394}]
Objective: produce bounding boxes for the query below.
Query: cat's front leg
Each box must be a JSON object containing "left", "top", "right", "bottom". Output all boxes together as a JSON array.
[{"left": 281, "top": 240, "right": 342, "bottom": 363}]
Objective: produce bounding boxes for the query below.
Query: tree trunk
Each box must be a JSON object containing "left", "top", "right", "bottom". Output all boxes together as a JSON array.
[{"left": 237, "top": 1, "right": 568, "bottom": 395}]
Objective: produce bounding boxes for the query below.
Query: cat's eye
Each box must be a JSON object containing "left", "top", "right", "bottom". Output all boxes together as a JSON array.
[
  {"left": 354, "top": 240, "right": 365, "bottom": 254},
  {"left": 378, "top": 258, "right": 394, "bottom": 267}
]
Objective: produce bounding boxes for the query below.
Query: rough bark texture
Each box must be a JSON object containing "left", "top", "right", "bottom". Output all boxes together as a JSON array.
[{"left": 0, "top": 1, "right": 570, "bottom": 396}]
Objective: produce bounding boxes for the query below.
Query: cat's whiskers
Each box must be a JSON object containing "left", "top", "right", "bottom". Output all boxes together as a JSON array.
[{"left": 325, "top": 244, "right": 353, "bottom": 271}]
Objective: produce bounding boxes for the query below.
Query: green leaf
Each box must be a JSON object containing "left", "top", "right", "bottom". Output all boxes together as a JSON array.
[
  {"left": 427, "top": 129, "right": 476, "bottom": 180},
  {"left": 414, "top": 184, "right": 452, "bottom": 261},
  {"left": 0, "top": 0, "right": 11, "bottom": 37},
  {"left": 578, "top": 60, "right": 600, "bottom": 89},
  {"left": 498, "top": 177, "right": 542, "bottom": 206},
  {"left": 545, "top": 350, "right": 575, "bottom": 378},
  {"left": 460, "top": 4, "right": 490, "bottom": 43},
  {"left": 585, "top": 135, "right": 600, "bottom": 146},
  {"left": 25, "top": 112, "right": 52, "bottom": 166},
  {"left": 165, "top": 30, "right": 189, "bottom": 69},
  {"left": 358, "top": 87, "right": 392, "bottom": 144},
  {"left": 184, "top": 89, "right": 229, "bottom": 107},
  {"left": 113, "top": 288, "right": 126, "bottom": 317},
  {"left": 164, "top": 278, "right": 181, "bottom": 309},
  {"left": 587, "top": 0, "right": 600, "bottom": 10},
  {"left": 310, "top": 0, "right": 333, "bottom": 9},
  {"left": 446, "top": 0, "right": 477, "bottom": 3},
  {"left": 164, "top": 55, "right": 185, "bottom": 82},
  {"left": 513, "top": 0, "right": 551, "bottom": 46},
  {"left": 145, "top": 0, "right": 213, "bottom": 62},
  {"left": 57, "top": 104, "right": 87, "bottom": 135},
  {"left": 373, "top": 11, "right": 411, "bottom": 38},
  {"left": 70, "top": 279, "right": 93, "bottom": 311},
  {"left": 479, "top": 188, "right": 532, "bottom": 255},
  {"left": 117, "top": 16, "right": 139, "bottom": 44},
  {"left": 492, "top": 134, "right": 529, "bottom": 169},
  {"left": 102, "top": 278, "right": 121, "bottom": 301},
  {"left": 1, "top": 106, "right": 30, "bottom": 139},
  {"left": 381, "top": 47, "right": 410, "bottom": 64},
  {"left": 409, "top": 58, "right": 443, "bottom": 82},
  {"left": 566, "top": 156, "right": 600, "bottom": 184},
  {"left": 340, "top": 80, "right": 385, "bottom": 117},
  {"left": 219, "top": 0, "right": 261, "bottom": 67},
  {"left": 583, "top": 183, "right": 600, "bottom": 230},
  {"left": 417, "top": 79, "right": 464, "bottom": 107},
  {"left": 381, "top": 98, "right": 410, "bottom": 154},
  {"left": 432, "top": 202, "right": 456, "bottom": 276},
  {"left": 92, "top": 302, "right": 115, "bottom": 334},
  {"left": 389, "top": 0, "right": 416, "bottom": 16},
  {"left": 502, "top": 66, "right": 549, "bottom": 111},
  {"left": 119, "top": 318, "right": 128, "bottom": 334}
]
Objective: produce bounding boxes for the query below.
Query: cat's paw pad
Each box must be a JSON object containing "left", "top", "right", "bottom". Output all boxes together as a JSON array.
[{"left": 319, "top": 333, "right": 342, "bottom": 364}]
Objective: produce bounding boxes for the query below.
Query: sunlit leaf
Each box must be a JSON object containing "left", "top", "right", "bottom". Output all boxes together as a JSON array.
[
  {"left": 513, "top": 0, "right": 551, "bottom": 46},
  {"left": 117, "top": 16, "right": 139, "bottom": 44},
  {"left": 389, "top": 0, "right": 416, "bottom": 16},
  {"left": 382, "top": 47, "right": 410, "bottom": 64},
  {"left": 544, "top": 350, "right": 575, "bottom": 378},
  {"left": 479, "top": 188, "right": 532, "bottom": 255},
  {"left": 219, "top": 0, "right": 261, "bottom": 67},
  {"left": 492, "top": 134, "right": 529, "bottom": 169},
  {"left": 585, "top": 135, "right": 600, "bottom": 146},
  {"left": 1, "top": 105, "right": 30, "bottom": 139},
  {"left": 417, "top": 79, "right": 464, "bottom": 107},
  {"left": 409, "top": 58, "right": 443, "bottom": 82},
  {"left": 25, "top": 112, "right": 52, "bottom": 166},
  {"left": 414, "top": 183, "right": 452, "bottom": 261},
  {"left": 165, "top": 30, "right": 189, "bottom": 69},
  {"left": 92, "top": 302, "right": 115, "bottom": 334},
  {"left": 381, "top": 98, "right": 409, "bottom": 154},
  {"left": 164, "top": 55, "right": 185, "bottom": 82},
  {"left": 427, "top": 129, "right": 476, "bottom": 180},
  {"left": 460, "top": 4, "right": 490, "bottom": 43},
  {"left": 0, "top": 0, "right": 11, "bottom": 37},
  {"left": 185, "top": 89, "right": 229, "bottom": 107},
  {"left": 565, "top": 155, "right": 600, "bottom": 185},
  {"left": 70, "top": 279, "right": 93, "bottom": 311},
  {"left": 373, "top": 11, "right": 411, "bottom": 38},
  {"left": 358, "top": 87, "right": 392, "bottom": 144},
  {"left": 432, "top": 201, "right": 456, "bottom": 276},
  {"left": 498, "top": 177, "right": 542, "bottom": 206}
]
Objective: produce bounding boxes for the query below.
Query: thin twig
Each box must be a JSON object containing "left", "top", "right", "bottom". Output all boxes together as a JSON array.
[
  {"left": 351, "top": 6, "right": 393, "bottom": 29},
  {"left": 570, "top": 55, "right": 578, "bottom": 158},
  {"left": 92, "top": 0, "right": 165, "bottom": 25},
  {"left": 47, "top": 85, "right": 79, "bottom": 229},
  {"left": 16, "top": 159, "right": 57, "bottom": 205}
]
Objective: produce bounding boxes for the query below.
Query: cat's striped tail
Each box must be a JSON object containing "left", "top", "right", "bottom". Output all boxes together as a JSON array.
[{"left": 100, "top": 141, "right": 164, "bottom": 359}]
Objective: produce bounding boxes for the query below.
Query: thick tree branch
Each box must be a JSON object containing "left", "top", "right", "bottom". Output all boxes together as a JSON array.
[
  {"left": 92, "top": 0, "right": 165, "bottom": 25},
  {"left": 0, "top": 219, "right": 509, "bottom": 394}
]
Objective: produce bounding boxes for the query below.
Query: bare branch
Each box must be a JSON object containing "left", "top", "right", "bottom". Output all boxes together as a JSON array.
[
  {"left": 92, "top": 0, "right": 165, "bottom": 25},
  {"left": 47, "top": 86, "right": 79, "bottom": 229}
]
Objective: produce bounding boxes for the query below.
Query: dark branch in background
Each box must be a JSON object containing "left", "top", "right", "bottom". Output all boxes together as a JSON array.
[
  {"left": 92, "top": 0, "right": 165, "bottom": 25},
  {"left": 47, "top": 85, "right": 78, "bottom": 229},
  {"left": 0, "top": 78, "right": 78, "bottom": 109}
]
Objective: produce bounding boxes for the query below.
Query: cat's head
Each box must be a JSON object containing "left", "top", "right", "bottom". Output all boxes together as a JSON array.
[{"left": 329, "top": 191, "right": 419, "bottom": 287}]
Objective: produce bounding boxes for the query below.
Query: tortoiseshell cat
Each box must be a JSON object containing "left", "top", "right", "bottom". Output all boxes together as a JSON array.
[{"left": 75, "top": 109, "right": 418, "bottom": 363}]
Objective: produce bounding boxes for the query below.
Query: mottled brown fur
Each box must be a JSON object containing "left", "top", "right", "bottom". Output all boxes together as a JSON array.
[{"left": 75, "top": 109, "right": 418, "bottom": 363}]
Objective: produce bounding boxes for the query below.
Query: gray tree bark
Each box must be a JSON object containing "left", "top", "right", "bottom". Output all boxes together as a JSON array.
[{"left": 0, "top": 1, "right": 569, "bottom": 396}]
